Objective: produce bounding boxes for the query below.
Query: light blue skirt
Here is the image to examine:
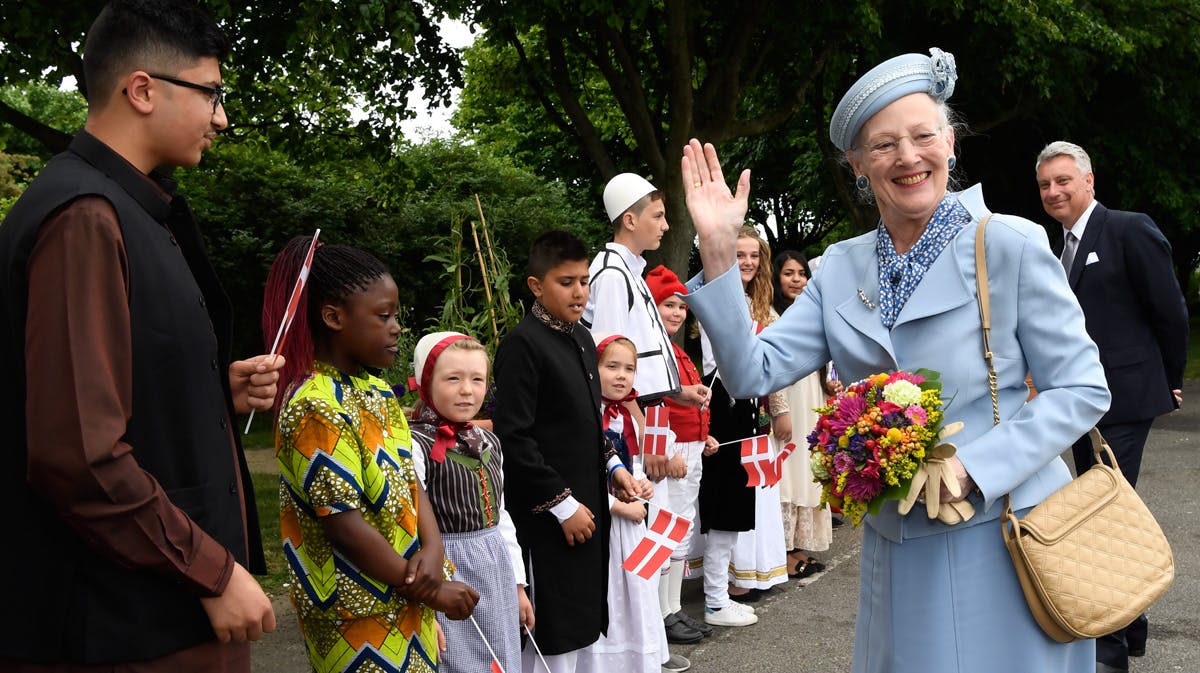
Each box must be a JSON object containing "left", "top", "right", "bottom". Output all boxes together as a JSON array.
[
  {"left": 853, "top": 510, "right": 1095, "bottom": 673},
  {"left": 440, "top": 526, "right": 522, "bottom": 673}
]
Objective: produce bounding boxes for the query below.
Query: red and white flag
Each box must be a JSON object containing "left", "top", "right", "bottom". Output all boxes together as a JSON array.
[
  {"left": 741, "top": 435, "right": 774, "bottom": 487},
  {"left": 271, "top": 231, "right": 321, "bottom": 357},
  {"left": 642, "top": 406, "right": 670, "bottom": 457},
  {"left": 245, "top": 229, "right": 320, "bottom": 434},
  {"left": 621, "top": 504, "right": 692, "bottom": 580},
  {"left": 763, "top": 442, "right": 797, "bottom": 487}
]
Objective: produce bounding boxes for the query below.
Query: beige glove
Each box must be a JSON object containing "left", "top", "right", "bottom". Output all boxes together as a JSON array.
[{"left": 897, "top": 422, "right": 976, "bottom": 525}]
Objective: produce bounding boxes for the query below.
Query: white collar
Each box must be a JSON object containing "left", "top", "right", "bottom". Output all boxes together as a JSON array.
[
  {"left": 606, "top": 241, "right": 646, "bottom": 276},
  {"left": 1062, "top": 199, "right": 1099, "bottom": 242}
]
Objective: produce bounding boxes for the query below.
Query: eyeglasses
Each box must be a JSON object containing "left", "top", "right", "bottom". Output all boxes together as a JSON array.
[
  {"left": 857, "top": 129, "right": 944, "bottom": 159},
  {"left": 148, "top": 73, "right": 226, "bottom": 113}
]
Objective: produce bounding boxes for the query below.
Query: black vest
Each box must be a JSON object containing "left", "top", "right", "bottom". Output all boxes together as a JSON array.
[{"left": 0, "top": 131, "right": 264, "bottom": 663}]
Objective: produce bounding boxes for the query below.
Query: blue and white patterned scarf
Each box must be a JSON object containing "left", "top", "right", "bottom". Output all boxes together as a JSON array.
[{"left": 876, "top": 193, "right": 971, "bottom": 329}]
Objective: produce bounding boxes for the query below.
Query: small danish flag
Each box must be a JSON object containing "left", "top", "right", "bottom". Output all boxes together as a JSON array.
[
  {"left": 741, "top": 435, "right": 774, "bottom": 487},
  {"left": 642, "top": 406, "right": 670, "bottom": 457},
  {"left": 621, "top": 504, "right": 692, "bottom": 580}
]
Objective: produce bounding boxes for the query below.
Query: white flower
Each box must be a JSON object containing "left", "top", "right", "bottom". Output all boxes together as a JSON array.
[{"left": 882, "top": 380, "right": 922, "bottom": 407}]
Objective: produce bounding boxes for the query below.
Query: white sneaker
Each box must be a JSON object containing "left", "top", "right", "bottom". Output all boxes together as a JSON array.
[
  {"left": 661, "top": 653, "right": 692, "bottom": 672},
  {"left": 704, "top": 605, "right": 758, "bottom": 626},
  {"left": 725, "top": 600, "right": 756, "bottom": 615}
]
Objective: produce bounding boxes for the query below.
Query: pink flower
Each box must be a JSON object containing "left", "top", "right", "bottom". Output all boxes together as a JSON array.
[
  {"left": 844, "top": 471, "right": 884, "bottom": 501},
  {"left": 905, "top": 404, "right": 927, "bottom": 426},
  {"left": 833, "top": 452, "right": 856, "bottom": 475},
  {"left": 860, "top": 460, "right": 881, "bottom": 479},
  {"left": 828, "top": 394, "right": 867, "bottom": 436},
  {"left": 877, "top": 401, "right": 903, "bottom": 415},
  {"left": 887, "top": 371, "right": 925, "bottom": 386}
]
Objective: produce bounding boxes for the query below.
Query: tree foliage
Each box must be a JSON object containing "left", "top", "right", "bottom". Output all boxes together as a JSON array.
[
  {"left": 178, "top": 138, "right": 594, "bottom": 358},
  {"left": 453, "top": 0, "right": 1200, "bottom": 293},
  {"left": 0, "top": 0, "right": 462, "bottom": 158},
  {"left": 451, "top": 0, "right": 870, "bottom": 273}
]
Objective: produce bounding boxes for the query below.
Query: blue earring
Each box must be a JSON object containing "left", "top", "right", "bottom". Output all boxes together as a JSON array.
[
  {"left": 855, "top": 175, "right": 870, "bottom": 191},
  {"left": 948, "top": 155, "right": 957, "bottom": 171}
]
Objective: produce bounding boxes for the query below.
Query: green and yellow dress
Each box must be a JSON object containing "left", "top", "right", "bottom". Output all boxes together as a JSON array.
[{"left": 276, "top": 362, "right": 446, "bottom": 672}]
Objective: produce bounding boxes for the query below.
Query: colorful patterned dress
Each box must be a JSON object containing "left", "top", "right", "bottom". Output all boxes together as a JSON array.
[{"left": 276, "top": 362, "right": 446, "bottom": 673}]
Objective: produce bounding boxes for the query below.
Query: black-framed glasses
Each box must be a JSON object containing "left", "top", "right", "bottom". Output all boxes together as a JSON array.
[{"left": 148, "top": 73, "right": 226, "bottom": 113}]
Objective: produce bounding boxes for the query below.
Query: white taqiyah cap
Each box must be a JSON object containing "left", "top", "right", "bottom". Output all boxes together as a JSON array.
[{"left": 603, "top": 173, "right": 658, "bottom": 223}]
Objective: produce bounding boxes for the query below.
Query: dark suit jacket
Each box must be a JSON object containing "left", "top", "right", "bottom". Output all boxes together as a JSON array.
[{"left": 1052, "top": 203, "right": 1188, "bottom": 424}]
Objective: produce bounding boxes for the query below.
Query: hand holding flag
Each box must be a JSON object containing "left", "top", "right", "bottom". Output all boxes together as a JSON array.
[{"left": 244, "top": 229, "right": 320, "bottom": 433}]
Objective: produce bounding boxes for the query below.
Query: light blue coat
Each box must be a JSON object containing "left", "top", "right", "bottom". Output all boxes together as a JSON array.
[{"left": 685, "top": 185, "right": 1107, "bottom": 672}]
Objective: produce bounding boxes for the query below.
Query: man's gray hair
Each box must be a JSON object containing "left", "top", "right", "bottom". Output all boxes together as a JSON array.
[{"left": 1036, "top": 141, "right": 1092, "bottom": 176}]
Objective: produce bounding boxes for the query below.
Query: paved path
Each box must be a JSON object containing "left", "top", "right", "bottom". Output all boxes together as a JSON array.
[{"left": 252, "top": 381, "right": 1200, "bottom": 672}]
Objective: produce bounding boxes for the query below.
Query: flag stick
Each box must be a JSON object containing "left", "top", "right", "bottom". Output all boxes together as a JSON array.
[
  {"left": 631, "top": 496, "right": 693, "bottom": 525},
  {"left": 523, "top": 624, "right": 554, "bottom": 673},
  {"left": 715, "top": 433, "right": 768, "bottom": 448},
  {"left": 469, "top": 615, "right": 505, "bottom": 673},
  {"left": 244, "top": 228, "right": 321, "bottom": 434}
]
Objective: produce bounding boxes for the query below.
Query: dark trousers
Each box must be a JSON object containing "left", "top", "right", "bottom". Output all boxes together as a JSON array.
[{"left": 1072, "top": 418, "right": 1154, "bottom": 669}]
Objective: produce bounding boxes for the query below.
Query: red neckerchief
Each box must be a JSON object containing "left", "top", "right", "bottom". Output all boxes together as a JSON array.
[
  {"left": 414, "top": 404, "right": 481, "bottom": 464},
  {"left": 602, "top": 389, "right": 640, "bottom": 455}
]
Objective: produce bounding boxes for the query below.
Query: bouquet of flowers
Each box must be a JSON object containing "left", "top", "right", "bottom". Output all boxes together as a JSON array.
[{"left": 806, "top": 369, "right": 948, "bottom": 526}]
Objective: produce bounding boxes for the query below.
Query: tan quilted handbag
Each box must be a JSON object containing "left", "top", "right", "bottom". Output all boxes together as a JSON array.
[{"left": 974, "top": 217, "right": 1175, "bottom": 643}]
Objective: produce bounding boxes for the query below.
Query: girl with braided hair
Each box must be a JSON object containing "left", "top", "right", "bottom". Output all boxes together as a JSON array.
[{"left": 263, "top": 236, "right": 478, "bottom": 673}]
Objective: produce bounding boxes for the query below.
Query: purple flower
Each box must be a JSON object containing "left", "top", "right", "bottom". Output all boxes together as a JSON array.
[
  {"left": 833, "top": 452, "right": 856, "bottom": 475},
  {"left": 829, "top": 394, "right": 867, "bottom": 436},
  {"left": 844, "top": 470, "right": 885, "bottom": 502}
]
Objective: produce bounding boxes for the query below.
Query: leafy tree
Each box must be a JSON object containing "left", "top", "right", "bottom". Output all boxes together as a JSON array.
[
  {"left": 449, "top": 0, "right": 870, "bottom": 273},
  {"left": 177, "top": 137, "right": 594, "bottom": 358},
  {"left": 0, "top": 81, "right": 86, "bottom": 156},
  {"left": 0, "top": 0, "right": 462, "bottom": 158},
  {"left": 453, "top": 0, "right": 1200, "bottom": 296}
]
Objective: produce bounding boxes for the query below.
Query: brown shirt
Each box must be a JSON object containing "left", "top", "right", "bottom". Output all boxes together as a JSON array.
[{"left": 24, "top": 195, "right": 234, "bottom": 598}]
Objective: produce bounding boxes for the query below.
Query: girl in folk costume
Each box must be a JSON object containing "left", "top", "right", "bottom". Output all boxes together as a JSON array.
[
  {"left": 265, "top": 237, "right": 478, "bottom": 673},
  {"left": 576, "top": 334, "right": 669, "bottom": 673},
  {"left": 408, "top": 332, "right": 534, "bottom": 673},
  {"left": 725, "top": 227, "right": 790, "bottom": 600},
  {"left": 772, "top": 251, "right": 841, "bottom": 579},
  {"left": 645, "top": 265, "right": 715, "bottom": 644}
]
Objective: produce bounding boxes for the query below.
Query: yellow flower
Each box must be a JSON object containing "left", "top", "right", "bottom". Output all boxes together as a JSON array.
[
  {"left": 886, "top": 428, "right": 903, "bottom": 443},
  {"left": 838, "top": 434, "right": 850, "bottom": 448}
]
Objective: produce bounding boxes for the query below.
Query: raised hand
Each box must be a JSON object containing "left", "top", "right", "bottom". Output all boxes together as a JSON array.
[{"left": 681, "top": 138, "right": 752, "bottom": 278}]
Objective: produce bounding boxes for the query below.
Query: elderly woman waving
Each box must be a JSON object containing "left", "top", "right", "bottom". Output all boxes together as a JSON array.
[{"left": 681, "top": 49, "right": 1108, "bottom": 673}]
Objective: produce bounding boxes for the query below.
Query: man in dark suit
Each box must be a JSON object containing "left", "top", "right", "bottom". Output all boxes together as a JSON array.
[{"left": 1036, "top": 140, "right": 1188, "bottom": 673}]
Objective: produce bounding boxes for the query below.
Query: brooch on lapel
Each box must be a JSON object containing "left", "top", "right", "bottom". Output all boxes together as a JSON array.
[{"left": 857, "top": 288, "right": 877, "bottom": 310}]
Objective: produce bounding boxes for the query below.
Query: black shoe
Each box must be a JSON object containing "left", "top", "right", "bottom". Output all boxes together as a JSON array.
[
  {"left": 1095, "top": 663, "right": 1127, "bottom": 673},
  {"left": 729, "top": 588, "right": 763, "bottom": 603},
  {"left": 831, "top": 516, "right": 844, "bottom": 528},
  {"left": 789, "top": 559, "right": 825, "bottom": 579},
  {"left": 1127, "top": 646, "right": 1145, "bottom": 658},
  {"left": 674, "top": 610, "right": 713, "bottom": 637},
  {"left": 664, "top": 613, "right": 704, "bottom": 644}
]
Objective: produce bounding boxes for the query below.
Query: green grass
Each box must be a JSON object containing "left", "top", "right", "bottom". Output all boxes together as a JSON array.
[
  {"left": 243, "top": 414, "right": 288, "bottom": 593},
  {"left": 251, "top": 470, "right": 290, "bottom": 595},
  {"left": 243, "top": 413, "right": 275, "bottom": 451},
  {"left": 1187, "top": 314, "right": 1200, "bottom": 381}
]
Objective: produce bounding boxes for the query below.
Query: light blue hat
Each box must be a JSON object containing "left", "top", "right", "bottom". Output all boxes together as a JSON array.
[{"left": 828, "top": 48, "right": 957, "bottom": 152}]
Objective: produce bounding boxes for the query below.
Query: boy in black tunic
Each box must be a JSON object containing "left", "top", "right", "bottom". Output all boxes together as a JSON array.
[{"left": 494, "top": 231, "right": 645, "bottom": 672}]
